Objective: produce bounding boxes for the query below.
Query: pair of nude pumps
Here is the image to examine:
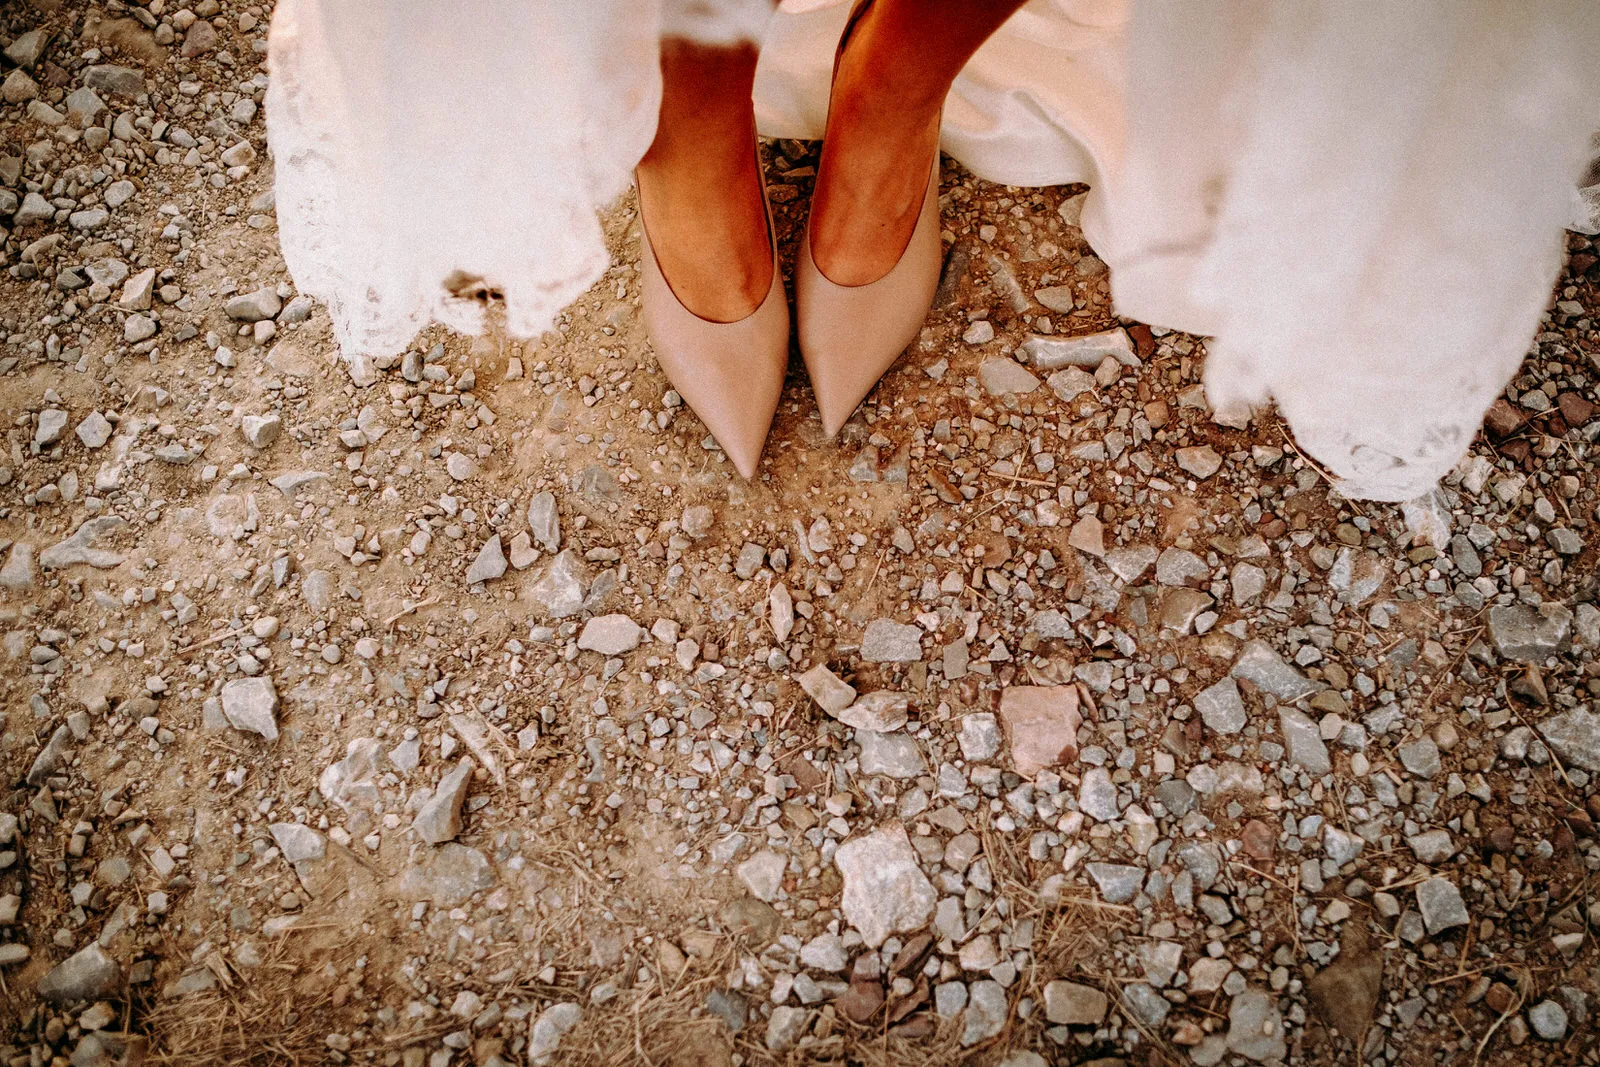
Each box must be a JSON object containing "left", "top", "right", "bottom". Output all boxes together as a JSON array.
[{"left": 637, "top": 151, "right": 940, "bottom": 478}]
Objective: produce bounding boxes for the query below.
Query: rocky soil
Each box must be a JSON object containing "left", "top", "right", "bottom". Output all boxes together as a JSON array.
[{"left": 2, "top": 2, "right": 1599, "bottom": 1065}]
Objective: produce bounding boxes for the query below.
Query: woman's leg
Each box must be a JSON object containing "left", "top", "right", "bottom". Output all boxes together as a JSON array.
[
  {"left": 635, "top": 39, "right": 772, "bottom": 323},
  {"left": 811, "top": 0, "right": 1028, "bottom": 285}
]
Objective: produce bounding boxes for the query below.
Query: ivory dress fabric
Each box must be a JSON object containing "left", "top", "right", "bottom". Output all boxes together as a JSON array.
[{"left": 264, "top": 0, "right": 1600, "bottom": 502}]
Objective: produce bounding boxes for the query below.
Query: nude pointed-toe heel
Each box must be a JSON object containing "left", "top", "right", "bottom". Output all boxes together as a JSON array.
[
  {"left": 796, "top": 157, "right": 942, "bottom": 439},
  {"left": 637, "top": 174, "right": 789, "bottom": 480}
]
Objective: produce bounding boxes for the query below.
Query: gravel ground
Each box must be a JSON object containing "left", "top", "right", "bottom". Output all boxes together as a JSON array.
[{"left": 1, "top": 3, "right": 1598, "bottom": 1066}]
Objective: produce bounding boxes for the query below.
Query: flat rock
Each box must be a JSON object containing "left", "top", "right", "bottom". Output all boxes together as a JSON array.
[
  {"left": 577, "top": 614, "right": 642, "bottom": 655},
  {"left": 998, "top": 685, "right": 1081, "bottom": 776},
  {"left": 1415, "top": 877, "right": 1469, "bottom": 935},
  {"left": 26, "top": 725, "right": 73, "bottom": 785},
  {"left": 1019, "top": 328, "right": 1139, "bottom": 369},
  {"left": 225, "top": 287, "right": 282, "bottom": 321},
  {"left": 528, "top": 549, "right": 585, "bottom": 617},
  {"left": 269, "top": 822, "right": 326, "bottom": 864},
  {"left": 1105, "top": 544, "right": 1158, "bottom": 583},
  {"left": 75, "top": 411, "right": 112, "bottom": 449},
  {"left": 1227, "top": 989, "right": 1287, "bottom": 1062},
  {"left": 37, "top": 944, "right": 121, "bottom": 1004},
  {"left": 1195, "top": 677, "right": 1247, "bottom": 734},
  {"left": 796, "top": 664, "right": 856, "bottom": 714},
  {"left": 465, "top": 534, "right": 507, "bottom": 584},
  {"left": 857, "top": 730, "right": 926, "bottom": 778},
  {"left": 837, "top": 691, "right": 909, "bottom": 732},
  {"left": 834, "top": 823, "right": 936, "bottom": 948},
  {"left": 860, "top": 619, "right": 922, "bottom": 662},
  {"left": 1279, "top": 708, "right": 1331, "bottom": 774},
  {"left": 1539, "top": 709, "right": 1600, "bottom": 771},
  {"left": 1175, "top": 446, "right": 1223, "bottom": 479},
  {"left": 527, "top": 1002, "right": 581, "bottom": 1064},
  {"left": 1231, "top": 640, "right": 1323, "bottom": 700},
  {"left": 413, "top": 759, "right": 474, "bottom": 844},
  {"left": 1406, "top": 829, "right": 1454, "bottom": 864},
  {"left": 40, "top": 516, "right": 126, "bottom": 570},
  {"left": 220, "top": 677, "right": 279, "bottom": 741},
  {"left": 961, "top": 980, "right": 1009, "bottom": 1046},
  {"left": 1397, "top": 737, "right": 1441, "bottom": 778},
  {"left": 1079, "top": 767, "right": 1119, "bottom": 821},
  {"left": 736, "top": 849, "right": 786, "bottom": 902},
  {"left": 957, "top": 713, "right": 1002, "bottom": 761},
  {"left": 397, "top": 843, "right": 496, "bottom": 906},
  {"left": 1067, "top": 515, "right": 1105, "bottom": 556},
  {"left": 1487, "top": 603, "right": 1573, "bottom": 661},
  {"left": 978, "top": 358, "right": 1041, "bottom": 396},
  {"left": 1086, "top": 862, "right": 1143, "bottom": 903},
  {"left": 526, "top": 492, "right": 561, "bottom": 551},
  {"left": 1044, "top": 980, "right": 1107, "bottom": 1025}
]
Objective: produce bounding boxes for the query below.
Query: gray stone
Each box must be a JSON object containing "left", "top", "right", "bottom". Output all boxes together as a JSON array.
[
  {"left": 220, "top": 677, "right": 279, "bottom": 741},
  {"left": 529, "top": 550, "right": 586, "bottom": 617},
  {"left": 736, "top": 849, "right": 785, "bottom": 902},
  {"left": 1279, "top": 708, "right": 1331, "bottom": 774},
  {"left": 1232, "top": 640, "right": 1323, "bottom": 701},
  {"left": 104, "top": 180, "right": 136, "bottom": 209},
  {"left": 4, "top": 29, "right": 50, "bottom": 69},
  {"left": 796, "top": 664, "right": 856, "bottom": 714},
  {"left": 837, "top": 691, "right": 909, "bottom": 732},
  {"left": 397, "top": 843, "right": 496, "bottom": 905},
  {"left": 83, "top": 64, "right": 143, "bottom": 97},
  {"left": 37, "top": 944, "right": 121, "bottom": 1004},
  {"left": 1175, "top": 446, "right": 1223, "bottom": 479},
  {"left": 1019, "top": 328, "right": 1139, "bottom": 369},
  {"left": 1156, "top": 547, "right": 1209, "bottom": 585},
  {"left": 269, "top": 823, "right": 326, "bottom": 864},
  {"left": 26, "top": 725, "right": 73, "bottom": 785},
  {"left": 765, "top": 1005, "right": 809, "bottom": 1052},
  {"left": 961, "top": 980, "right": 1009, "bottom": 1046},
  {"left": 1121, "top": 982, "right": 1170, "bottom": 1027},
  {"left": 224, "top": 288, "right": 282, "bottom": 322},
  {"left": 75, "top": 412, "right": 112, "bottom": 449},
  {"left": 1323, "top": 826, "right": 1364, "bottom": 868},
  {"left": 860, "top": 619, "right": 922, "bottom": 662},
  {"left": 240, "top": 414, "right": 280, "bottom": 448},
  {"left": 1529, "top": 1000, "right": 1568, "bottom": 1040},
  {"left": 1046, "top": 366, "right": 1096, "bottom": 404},
  {"left": 935, "top": 981, "right": 968, "bottom": 1017},
  {"left": 1226, "top": 989, "right": 1287, "bottom": 1062},
  {"left": 527, "top": 1002, "right": 581, "bottom": 1064},
  {"left": 1540, "top": 709, "right": 1600, "bottom": 771},
  {"left": 1079, "top": 768, "right": 1119, "bottom": 822},
  {"left": 68, "top": 209, "right": 109, "bottom": 231},
  {"left": 978, "top": 358, "right": 1041, "bottom": 396},
  {"left": 39, "top": 517, "right": 126, "bottom": 570},
  {"left": 1105, "top": 544, "right": 1159, "bottom": 583},
  {"left": 1085, "top": 863, "right": 1143, "bottom": 904},
  {"left": 799, "top": 933, "right": 848, "bottom": 972},
  {"left": 1195, "top": 677, "right": 1247, "bottom": 734},
  {"left": 1044, "top": 980, "right": 1106, "bottom": 1025},
  {"left": 35, "top": 408, "right": 68, "bottom": 446},
  {"left": 1397, "top": 737, "right": 1441, "bottom": 778},
  {"left": 0, "top": 543, "right": 35, "bottom": 590},
  {"left": 958, "top": 713, "right": 1002, "bottom": 761},
  {"left": 465, "top": 534, "right": 506, "bottom": 584},
  {"left": 1406, "top": 829, "right": 1454, "bottom": 864},
  {"left": 413, "top": 759, "right": 474, "bottom": 844},
  {"left": 15, "top": 191, "right": 54, "bottom": 225},
  {"left": 734, "top": 541, "right": 767, "bottom": 579},
  {"left": 125, "top": 314, "right": 157, "bottom": 342},
  {"left": 834, "top": 823, "right": 936, "bottom": 947},
  {"left": 1415, "top": 877, "right": 1469, "bottom": 935},
  {"left": 577, "top": 614, "right": 642, "bottom": 655},
  {"left": 318, "top": 738, "right": 381, "bottom": 812},
  {"left": 1487, "top": 603, "right": 1573, "bottom": 661},
  {"left": 857, "top": 730, "right": 925, "bottom": 778},
  {"left": 526, "top": 492, "right": 561, "bottom": 551}
]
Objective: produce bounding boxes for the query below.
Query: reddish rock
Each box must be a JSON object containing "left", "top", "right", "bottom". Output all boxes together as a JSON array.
[
  {"left": 181, "top": 19, "right": 218, "bottom": 58},
  {"left": 1558, "top": 392, "right": 1595, "bottom": 427},
  {"left": 1483, "top": 399, "right": 1523, "bottom": 437},
  {"left": 1128, "top": 323, "right": 1156, "bottom": 359},
  {"left": 1241, "top": 819, "right": 1277, "bottom": 862},
  {"left": 998, "top": 685, "right": 1082, "bottom": 776},
  {"left": 837, "top": 980, "right": 884, "bottom": 1023},
  {"left": 1485, "top": 982, "right": 1516, "bottom": 1014}
]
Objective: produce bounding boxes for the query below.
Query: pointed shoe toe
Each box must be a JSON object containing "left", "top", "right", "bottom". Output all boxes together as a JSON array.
[
  {"left": 797, "top": 160, "right": 942, "bottom": 439},
  {"left": 638, "top": 199, "right": 789, "bottom": 480}
]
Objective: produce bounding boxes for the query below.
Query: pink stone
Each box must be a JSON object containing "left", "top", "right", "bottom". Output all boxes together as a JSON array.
[{"left": 999, "top": 685, "right": 1081, "bottom": 776}]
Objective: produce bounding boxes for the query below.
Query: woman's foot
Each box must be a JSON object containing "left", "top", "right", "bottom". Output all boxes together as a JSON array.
[
  {"left": 635, "top": 40, "right": 772, "bottom": 323},
  {"left": 808, "top": 3, "right": 945, "bottom": 286}
]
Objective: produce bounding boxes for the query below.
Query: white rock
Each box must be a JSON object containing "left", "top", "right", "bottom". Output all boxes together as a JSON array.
[
  {"left": 577, "top": 614, "right": 643, "bottom": 655},
  {"left": 220, "top": 677, "right": 279, "bottom": 741},
  {"left": 834, "top": 823, "right": 936, "bottom": 947}
]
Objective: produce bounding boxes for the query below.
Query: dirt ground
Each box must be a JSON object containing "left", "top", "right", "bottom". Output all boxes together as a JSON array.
[{"left": 2, "top": 2, "right": 1598, "bottom": 1066}]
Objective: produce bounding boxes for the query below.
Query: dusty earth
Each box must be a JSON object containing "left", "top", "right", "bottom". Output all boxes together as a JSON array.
[{"left": 2, "top": 2, "right": 1599, "bottom": 1066}]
